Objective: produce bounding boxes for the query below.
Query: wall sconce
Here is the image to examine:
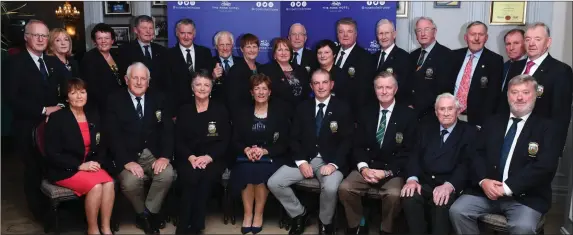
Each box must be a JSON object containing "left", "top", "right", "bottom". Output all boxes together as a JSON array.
[{"left": 65, "top": 25, "right": 76, "bottom": 37}]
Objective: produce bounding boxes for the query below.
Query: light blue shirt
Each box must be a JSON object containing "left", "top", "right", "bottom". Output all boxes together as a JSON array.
[
  {"left": 138, "top": 40, "right": 152, "bottom": 59},
  {"left": 293, "top": 47, "right": 303, "bottom": 65},
  {"left": 454, "top": 49, "right": 483, "bottom": 96},
  {"left": 439, "top": 121, "right": 457, "bottom": 142},
  {"left": 219, "top": 56, "right": 234, "bottom": 68}
]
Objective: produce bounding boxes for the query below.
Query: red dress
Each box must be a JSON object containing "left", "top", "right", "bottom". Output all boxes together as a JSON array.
[{"left": 55, "top": 121, "right": 113, "bottom": 196}]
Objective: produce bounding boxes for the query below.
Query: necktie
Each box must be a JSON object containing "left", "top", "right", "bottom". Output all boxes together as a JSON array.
[
  {"left": 135, "top": 97, "right": 143, "bottom": 119},
  {"left": 335, "top": 51, "right": 345, "bottom": 68},
  {"left": 523, "top": 60, "right": 535, "bottom": 75},
  {"left": 456, "top": 54, "right": 474, "bottom": 113},
  {"left": 316, "top": 103, "right": 325, "bottom": 136},
  {"left": 143, "top": 45, "right": 152, "bottom": 61},
  {"left": 500, "top": 117, "right": 522, "bottom": 178},
  {"left": 223, "top": 59, "right": 230, "bottom": 74},
  {"left": 376, "top": 110, "right": 389, "bottom": 147},
  {"left": 377, "top": 51, "right": 386, "bottom": 71},
  {"left": 416, "top": 50, "right": 427, "bottom": 71},
  {"left": 292, "top": 51, "right": 299, "bottom": 65},
  {"left": 440, "top": 129, "right": 449, "bottom": 148},
  {"left": 38, "top": 58, "right": 48, "bottom": 80},
  {"left": 186, "top": 49, "right": 194, "bottom": 72}
]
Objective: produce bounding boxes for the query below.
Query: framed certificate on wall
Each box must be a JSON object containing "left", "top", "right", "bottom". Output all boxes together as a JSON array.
[{"left": 489, "top": 2, "right": 527, "bottom": 25}]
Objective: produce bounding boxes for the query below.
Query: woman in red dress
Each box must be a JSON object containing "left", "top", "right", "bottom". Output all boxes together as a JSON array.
[{"left": 45, "top": 78, "right": 115, "bottom": 235}]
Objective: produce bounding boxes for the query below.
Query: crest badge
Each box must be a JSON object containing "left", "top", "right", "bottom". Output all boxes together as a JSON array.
[
  {"left": 305, "top": 66, "right": 311, "bottom": 72},
  {"left": 273, "top": 132, "right": 279, "bottom": 143},
  {"left": 96, "top": 132, "right": 101, "bottom": 145},
  {"left": 348, "top": 67, "right": 356, "bottom": 77},
  {"left": 208, "top": 121, "right": 218, "bottom": 136},
  {"left": 528, "top": 142, "right": 539, "bottom": 157},
  {"left": 329, "top": 121, "right": 338, "bottom": 133},
  {"left": 155, "top": 110, "right": 162, "bottom": 122},
  {"left": 425, "top": 67, "right": 434, "bottom": 79},
  {"left": 386, "top": 67, "right": 393, "bottom": 73},
  {"left": 395, "top": 132, "right": 403, "bottom": 144},
  {"left": 536, "top": 85, "right": 544, "bottom": 97},
  {"left": 480, "top": 76, "right": 488, "bottom": 88}
]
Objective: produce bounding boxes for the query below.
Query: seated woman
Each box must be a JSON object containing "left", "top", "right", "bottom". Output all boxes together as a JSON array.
[
  {"left": 175, "top": 69, "right": 231, "bottom": 235},
  {"left": 44, "top": 78, "right": 115, "bottom": 235},
  {"left": 229, "top": 74, "right": 290, "bottom": 234}
]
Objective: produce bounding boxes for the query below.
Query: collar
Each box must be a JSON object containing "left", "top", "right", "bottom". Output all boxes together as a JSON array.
[
  {"left": 465, "top": 47, "right": 484, "bottom": 59},
  {"left": 294, "top": 47, "right": 304, "bottom": 55},
  {"left": 315, "top": 95, "right": 332, "bottom": 107},
  {"left": 340, "top": 42, "right": 356, "bottom": 54},
  {"left": 422, "top": 40, "right": 437, "bottom": 53},
  {"left": 381, "top": 43, "right": 395, "bottom": 55},
  {"left": 138, "top": 39, "right": 151, "bottom": 48},
  {"left": 27, "top": 48, "right": 43, "bottom": 61},
  {"left": 180, "top": 43, "right": 195, "bottom": 53},
  {"left": 510, "top": 111, "right": 531, "bottom": 122},
  {"left": 527, "top": 51, "right": 549, "bottom": 66},
  {"left": 220, "top": 56, "right": 233, "bottom": 63},
  {"left": 379, "top": 99, "right": 396, "bottom": 113},
  {"left": 127, "top": 89, "right": 145, "bottom": 101},
  {"left": 440, "top": 121, "right": 457, "bottom": 133}
]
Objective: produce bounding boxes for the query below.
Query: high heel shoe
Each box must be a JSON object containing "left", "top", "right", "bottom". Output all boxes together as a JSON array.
[
  {"left": 251, "top": 226, "right": 263, "bottom": 234},
  {"left": 241, "top": 226, "right": 252, "bottom": 234}
]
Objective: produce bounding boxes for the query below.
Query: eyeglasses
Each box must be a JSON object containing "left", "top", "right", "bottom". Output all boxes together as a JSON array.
[
  {"left": 26, "top": 33, "right": 49, "bottom": 39},
  {"left": 289, "top": 32, "right": 307, "bottom": 37},
  {"left": 129, "top": 76, "right": 149, "bottom": 82},
  {"left": 415, "top": 28, "right": 435, "bottom": 33}
]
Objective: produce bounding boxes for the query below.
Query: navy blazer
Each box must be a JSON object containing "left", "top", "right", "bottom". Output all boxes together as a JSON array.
[{"left": 372, "top": 45, "right": 413, "bottom": 106}]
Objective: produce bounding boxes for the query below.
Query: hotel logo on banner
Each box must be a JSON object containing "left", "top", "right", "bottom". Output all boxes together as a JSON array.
[
  {"left": 174, "top": 1, "right": 200, "bottom": 10},
  {"left": 286, "top": 1, "right": 311, "bottom": 11},
  {"left": 212, "top": 1, "right": 240, "bottom": 12},
  {"left": 368, "top": 40, "right": 380, "bottom": 53},
  {"left": 322, "top": 1, "right": 350, "bottom": 12},
  {"left": 259, "top": 40, "right": 272, "bottom": 50},
  {"left": 363, "top": 1, "right": 391, "bottom": 10},
  {"left": 252, "top": 1, "right": 279, "bottom": 12}
]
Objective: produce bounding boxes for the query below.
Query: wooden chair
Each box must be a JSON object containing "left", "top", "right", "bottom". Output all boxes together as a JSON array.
[{"left": 478, "top": 213, "right": 545, "bottom": 234}]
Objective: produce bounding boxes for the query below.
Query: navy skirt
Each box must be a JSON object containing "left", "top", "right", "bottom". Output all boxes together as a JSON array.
[{"left": 229, "top": 160, "right": 281, "bottom": 196}]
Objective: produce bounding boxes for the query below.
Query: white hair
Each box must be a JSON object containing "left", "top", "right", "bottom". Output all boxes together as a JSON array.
[
  {"left": 376, "top": 19, "right": 395, "bottom": 32},
  {"left": 434, "top": 93, "right": 460, "bottom": 110},
  {"left": 415, "top": 16, "right": 437, "bottom": 30},
  {"left": 126, "top": 62, "right": 151, "bottom": 79},
  {"left": 213, "top": 31, "right": 234, "bottom": 46},
  {"left": 526, "top": 22, "right": 551, "bottom": 37},
  {"left": 289, "top": 23, "right": 307, "bottom": 35}
]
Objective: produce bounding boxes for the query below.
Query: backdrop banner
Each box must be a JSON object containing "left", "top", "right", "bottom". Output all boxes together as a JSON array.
[{"left": 168, "top": 1, "right": 396, "bottom": 63}]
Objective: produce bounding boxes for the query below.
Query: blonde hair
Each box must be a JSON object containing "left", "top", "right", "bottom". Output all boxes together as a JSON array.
[{"left": 47, "top": 28, "right": 72, "bottom": 56}]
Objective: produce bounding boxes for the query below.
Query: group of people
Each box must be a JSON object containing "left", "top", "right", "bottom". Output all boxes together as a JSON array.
[{"left": 5, "top": 13, "right": 572, "bottom": 235}]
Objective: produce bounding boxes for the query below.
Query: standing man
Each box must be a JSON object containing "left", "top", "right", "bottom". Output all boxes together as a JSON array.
[
  {"left": 119, "top": 15, "right": 169, "bottom": 93},
  {"left": 106, "top": 62, "right": 175, "bottom": 235},
  {"left": 409, "top": 17, "right": 453, "bottom": 120},
  {"left": 500, "top": 22, "right": 573, "bottom": 150},
  {"left": 501, "top": 29, "right": 527, "bottom": 92},
  {"left": 450, "top": 75, "right": 559, "bottom": 234},
  {"left": 211, "top": 30, "right": 241, "bottom": 105},
  {"left": 372, "top": 19, "right": 412, "bottom": 106},
  {"left": 268, "top": 69, "right": 353, "bottom": 235},
  {"left": 334, "top": 17, "right": 376, "bottom": 109},
  {"left": 288, "top": 23, "right": 318, "bottom": 71},
  {"left": 401, "top": 93, "right": 476, "bottom": 235},
  {"left": 7, "top": 19, "right": 66, "bottom": 220},
  {"left": 447, "top": 21, "right": 503, "bottom": 127},
  {"left": 339, "top": 72, "right": 417, "bottom": 235},
  {"left": 167, "top": 18, "right": 213, "bottom": 110}
]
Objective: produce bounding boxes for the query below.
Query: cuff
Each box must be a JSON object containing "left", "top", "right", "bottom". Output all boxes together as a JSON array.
[
  {"left": 407, "top": 176, "right": 419, "bottom": 182},
  {"left": 42, "top": 107, "right": 46, "bottom": 115},
  {"left": 295, "top": 160, "right": 308, "bottom": 167},
  {"left": 357, "top": 162, "right": 368, "bottom": 171},
  {"left": 503, "top": 182, "right": 513, "bottom": 196},
  {"left": 444, "top": 181, "right": 456, "bottom": 192},
  {"left": 329, "top": 163, "right": 339, "bottom": 170},
  {"left": 479, "top": 179, "right": 485, "bottom": 187}
]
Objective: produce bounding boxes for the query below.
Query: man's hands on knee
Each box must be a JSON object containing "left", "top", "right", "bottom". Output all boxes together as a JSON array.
[
  {"left": 361, "top": 168, "right": 378, "bottom": 183},
  {"left": 320, "top": 164, "right": 336, "bottom": 176},
  {"left": 433, "top": 183, "right": 454, "bottom": 206},
  {"left": 480, "top": 179, "right": 504, "bottom": 200},
  {"left": 152, "top": 157, "right": 170, "bottom": 175},
  {"left": 298, "top": 162, "right": 314, "bottom": 178},
  {"left": 401, "top": 179, "right": 421, "bottom": 197},
  {"left": 125, "top": 162, "right": 144, "bottom": 178}
]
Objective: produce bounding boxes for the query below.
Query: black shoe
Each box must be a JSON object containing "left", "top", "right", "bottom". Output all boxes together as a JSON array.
[
  {"left": 346, "top": 227, "right": 359, "bottom": 234},
  {"left": 251, "top": 226, "right": 263, "bottom": 234},
  {"left": 288, "top": 210, "right": 309, "bottom": 235},
  {"left": 358, "top": 225, "right": 369, "bottom": 234},
  {"left": 379, "top": 230, "right": 391, "bottom": 235},
  {"left": 318, "top": 221, "right": 335, "bottom": 235},
  {"left": 241, "top": 226, "right": 251, "bottom": 234},
  {"left": 135, "top": 213, "right": 153, "bottom": 235},
  {"left": 148, "top": 213, "right": 162, "bottom": 234}
]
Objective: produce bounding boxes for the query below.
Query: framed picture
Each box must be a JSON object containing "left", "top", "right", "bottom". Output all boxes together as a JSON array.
[
  {"left": 434, "top": 1, "right": 461, "bottom": 8},
  {"left": 104, "top": 1, "right": 131, "bottom": 15},
  {"left": 397, "top": 1, "right": 408, "bottom": 18},
  {"left": 152, "top": 1, "right": 166, "bottom": 7},
  {"left": 110, "top": 25, "right": 131, "bottom": 48},
  {"left": 152, "top": 16, "right": 168, "bottom": 41},
  {"left": 489, "top": 1, "right": 527, "bottom": 25}
]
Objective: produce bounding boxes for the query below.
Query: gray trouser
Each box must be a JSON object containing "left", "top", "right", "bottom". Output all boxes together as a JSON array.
[
  {"left": 267, "top": 157, "right": 343, "bottom": 224},
  {"left": 449, "top": 194, "right": 542, "bottom": 235},
  {"left": 118, "top": 148, "right": 174, "bottom": 214}
]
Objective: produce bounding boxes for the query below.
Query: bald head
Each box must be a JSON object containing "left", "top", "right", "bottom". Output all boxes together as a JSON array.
[{"left": 288, "top": 23, "right": 307, "bottom": 51}]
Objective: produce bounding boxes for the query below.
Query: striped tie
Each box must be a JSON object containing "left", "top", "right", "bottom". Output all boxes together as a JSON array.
[{"left": 376, "top": 110, "right": 388, "bottom": 147}]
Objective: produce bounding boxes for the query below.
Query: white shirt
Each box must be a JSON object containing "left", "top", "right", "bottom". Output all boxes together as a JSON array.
[
  {"left": 501, "top": 112, "right": 531, "bottom": 195},
  {"left": 295, "top": 95, "right": 338, "bottom": 169},
  {"left": 138, "top": 40, "right": 152, "bottom": 58},
  {"left": 417, "top": 40, "right": 436, "bottom": 65},
  {"left": 293, "top": 47, "right": 304, "bottom": 66},
  {"left": 376, "top": 43, "right": 395, "bottom": 69},
  {"left": 335, "top": 42, "right": 356, "bottom": 68},
  {"left": 180, "top": 43, "right": 196, "bottom": 71},
  {"left": 128, "top": 89, "right": 145, "bottom": 115},
  {"left": 521, "top": 51, "right": 549, "bottom": 75},
  {"left": 357, "top": 99, "right": 395, "bottom": 171},
  {"left": 27, "top": 49, "right": 49, "bottom": 75}
]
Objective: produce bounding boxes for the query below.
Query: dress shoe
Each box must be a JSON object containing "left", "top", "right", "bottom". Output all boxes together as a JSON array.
[
  {"left": 251, "top": 226, "right": 263, "bottom": 234},
  {"left": 346, "top": 227, "right": 359, "bottom": 234},
  {"left": 288, "top": 210, "right": 309, "bottom": 235},
  {"left": 379, "top": 230, "right": 391, "bottom": 235},
  {"left": 318, "top": 221, "right": 335, "bottom": 235},
  {"left": 148, "top": 212, "right": 162, "bottom": 234},
  {"left": 135, "top": 213, "right": 154, "bottom": 235}
]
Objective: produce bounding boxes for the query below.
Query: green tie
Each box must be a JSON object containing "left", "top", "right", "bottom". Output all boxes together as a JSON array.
[{"left": 376, "top": 110, "right": 388, "bottom": 146}]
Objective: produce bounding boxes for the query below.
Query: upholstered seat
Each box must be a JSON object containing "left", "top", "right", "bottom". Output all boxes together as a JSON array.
[
  {"left": 478, "top": 213, "right": 545, "bottom": 234},
  {"left": 40, "top": 180, "right": 77, "bottom": 199}
]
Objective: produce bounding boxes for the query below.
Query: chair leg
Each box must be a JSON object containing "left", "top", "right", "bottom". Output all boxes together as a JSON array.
[
  {"left": 223, "top": 186, "right": 229, "bottom": 225},
  {"left": 51, "top": 200, "right": 60, "bottom": 235},
  {"left": 230, "top": 191, "right": 236, "bottom": 225}
]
